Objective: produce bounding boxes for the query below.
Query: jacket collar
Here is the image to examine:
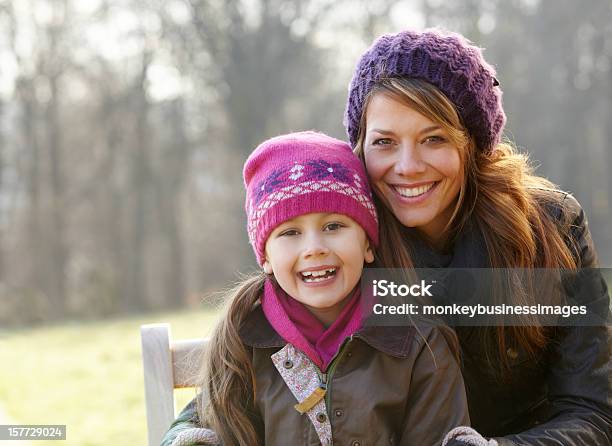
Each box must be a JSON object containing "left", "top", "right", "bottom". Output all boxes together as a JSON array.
[
  {"left": 239, "top": 303, "right": 285, "bottom": 348},
  {"left": 239, "top": 303, "right": 420, "bottom": 358}
]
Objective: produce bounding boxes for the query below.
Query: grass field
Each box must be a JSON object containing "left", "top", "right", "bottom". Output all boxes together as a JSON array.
[{"left": 0, "top": 307, "right": 221, "bottom": 446}]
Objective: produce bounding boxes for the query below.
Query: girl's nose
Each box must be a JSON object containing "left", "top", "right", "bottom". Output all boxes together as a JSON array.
[
  {"left": 394, "top": 144, "right": 427, "bottom": 176},
  {"left": 302, "top": 233, "right": 330, "bottom": 258}
]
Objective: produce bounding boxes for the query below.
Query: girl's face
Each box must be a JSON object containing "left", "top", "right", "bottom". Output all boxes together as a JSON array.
[
  {"left": 263, "top": 213, "right": 374, "bottom": 326},
  {"left": 364, "top": 93, "right": 463, "bottom": 244}
]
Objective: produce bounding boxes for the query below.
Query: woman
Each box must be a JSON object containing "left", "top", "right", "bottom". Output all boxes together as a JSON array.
[{"left": 345, "top": 29, "right": 612, "bottom": 445}]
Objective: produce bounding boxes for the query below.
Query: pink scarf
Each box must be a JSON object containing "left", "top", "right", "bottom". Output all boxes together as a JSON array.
[{"left": 261, "top": 279, "right": 362, "bottom": 371}]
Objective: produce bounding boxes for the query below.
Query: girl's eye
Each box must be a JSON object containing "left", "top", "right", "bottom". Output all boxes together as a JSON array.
[
  {"left": 324, "top": 222, "right": 345, "bottom": 231},
  {"left": 279, "top": 229, "right": 299, "bottom": 237}
]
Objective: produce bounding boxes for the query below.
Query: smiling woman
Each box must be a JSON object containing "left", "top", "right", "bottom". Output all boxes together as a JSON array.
[{"left": 345, "top": 28, "right": 612, "bottom": 446}]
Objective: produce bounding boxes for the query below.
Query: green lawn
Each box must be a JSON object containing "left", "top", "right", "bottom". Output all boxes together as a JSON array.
[{"left": 0, "top": 308, "right": 221, "bottom": 446}]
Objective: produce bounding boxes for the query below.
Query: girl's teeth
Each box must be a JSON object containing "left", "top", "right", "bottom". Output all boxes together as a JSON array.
[
  {"left": 302, "top": 269, "right": 335, "bottom": 277},
  {"left": 304, "top": 276, "right": 329, "bottom": 283},
  {"left": 300, "top": 268, "right": 336, "bottom": 282},
  {"left": 395, "top": 183, "right": 435, "bottom": 198}
]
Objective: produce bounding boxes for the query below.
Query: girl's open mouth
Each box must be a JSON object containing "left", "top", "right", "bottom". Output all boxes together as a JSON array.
[{"left": 299, "top": 268, "right": 337, "bottom": 283}]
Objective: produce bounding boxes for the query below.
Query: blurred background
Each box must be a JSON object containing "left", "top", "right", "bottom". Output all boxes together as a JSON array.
[
  {"left": 0, "top": 0, "right": 610, "bottom": 327},
  {"left": 0, "top": 0, "right": 610, "bottom": 444}
]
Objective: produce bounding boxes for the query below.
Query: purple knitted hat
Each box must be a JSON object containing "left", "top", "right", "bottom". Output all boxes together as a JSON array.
[
  {"left": 344, "top": 29, "right": 506, "bottom": 152},
  {"left": 243, "top": 131, "right": 379, "bottom": 265}
]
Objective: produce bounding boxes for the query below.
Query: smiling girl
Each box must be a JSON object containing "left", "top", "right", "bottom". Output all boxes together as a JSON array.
[{"left": 161, "top": 131, "right": 469, "bottom": 446}]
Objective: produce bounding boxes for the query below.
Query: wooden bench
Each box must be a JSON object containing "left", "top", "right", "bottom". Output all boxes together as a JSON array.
[{"left": 140, "top": 323, "right": 207, "bottom": 446}]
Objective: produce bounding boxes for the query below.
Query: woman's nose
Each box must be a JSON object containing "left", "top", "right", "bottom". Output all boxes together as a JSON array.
[{"left": 393, "top": 144, "right": 426, "bottom": 176}]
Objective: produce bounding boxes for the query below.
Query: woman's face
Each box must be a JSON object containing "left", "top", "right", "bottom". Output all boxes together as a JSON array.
[{"left": 364, "top": 93, "right": 463, "bottom": 243}]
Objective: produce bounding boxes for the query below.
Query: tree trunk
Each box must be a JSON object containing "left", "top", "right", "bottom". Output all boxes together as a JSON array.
[
  {"left": 45, "top": 69, "right": 68, "bottom": 319},
  {"left": 161, "top": 98, "right": 188, "bottom": 309},
  {"left": 125, "top": 50, "right": 153, "bottom": 312}
]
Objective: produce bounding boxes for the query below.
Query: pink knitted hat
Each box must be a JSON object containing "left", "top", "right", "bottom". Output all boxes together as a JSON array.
[{"left": 243, "top": 131, "right": 379, "bottom": 265}]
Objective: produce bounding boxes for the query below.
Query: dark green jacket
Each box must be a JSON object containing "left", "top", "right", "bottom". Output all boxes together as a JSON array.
[{"left": 161, "top": 318, "right": 468, "bottom": 446}]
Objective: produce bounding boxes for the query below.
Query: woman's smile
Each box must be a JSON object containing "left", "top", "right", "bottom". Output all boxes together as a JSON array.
[{"left": 390, "top": 181, "right": 440, "bottom": 203}]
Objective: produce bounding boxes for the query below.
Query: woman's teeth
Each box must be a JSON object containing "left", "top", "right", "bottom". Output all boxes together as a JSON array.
[
  {"left": 394, "top": 182, "right": 435, "bottom": 198},
  {"left": 300, "top": 268, "right": 337, "bottom": 282}
]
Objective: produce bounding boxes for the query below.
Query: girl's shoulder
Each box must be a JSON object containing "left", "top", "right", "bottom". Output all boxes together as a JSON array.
[
  {"left": 238, "top": 303, "right": 285, "bottom": 348},
  {"left": 356, "top": 323, "right": 458, "bottom": 365}
]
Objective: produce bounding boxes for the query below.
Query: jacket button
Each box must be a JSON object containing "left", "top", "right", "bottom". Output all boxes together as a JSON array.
[
  {"left": 283, "top": 360, "right": 293, "bottom": 369},
  {"left": 351, "top": 441, "right": 361, "bottom": 446},
  {"left": 334, "top": 409, "right": 344, "bottom": 418},
  {"left": 506, "top": 348, "right": 519, "bottom": 360},
  {"left": 347, "top": 351, "right": 353, "bottom": 358},
  {"left": 316, "top": 412, "right": 327, "bottom": 423}
]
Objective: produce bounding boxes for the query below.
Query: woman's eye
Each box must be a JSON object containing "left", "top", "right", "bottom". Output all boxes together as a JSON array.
[
  {"left": 371, "top": 138, "right": 393, "bottom": 146},
  {"left": 422, "top": 135, "right": 446, "bottom": 144},
  {"left": 324, "top": 222, "right": 344, "bottom": 231}
]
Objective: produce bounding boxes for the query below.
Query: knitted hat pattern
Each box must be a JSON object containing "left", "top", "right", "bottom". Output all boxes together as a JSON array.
[
  {"left": 243, "top": 131, "right": 379, "bottom": 265},
  {"left": 344, "top": 29, "right": 506, "bottom": 152}
]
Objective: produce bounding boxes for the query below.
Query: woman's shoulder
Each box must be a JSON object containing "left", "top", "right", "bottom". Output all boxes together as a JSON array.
[
  {"left": 529, "top": 187, "right": 597, "bottom": 267},
  {"left": 528, "top": 187, "right": 583, "bottom": 224}
]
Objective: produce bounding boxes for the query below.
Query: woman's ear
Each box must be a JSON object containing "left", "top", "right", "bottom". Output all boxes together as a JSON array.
[{"left": 263, "top": 261, "right": 273, "bottom": 275}]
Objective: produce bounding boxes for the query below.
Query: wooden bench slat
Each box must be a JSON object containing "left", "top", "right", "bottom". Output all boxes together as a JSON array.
[
  {"left": 141, "top": 324, "right": 207, "bottom": 446},
  {"left": 171, "top": 338, "right": 208, "bottom": 388}
]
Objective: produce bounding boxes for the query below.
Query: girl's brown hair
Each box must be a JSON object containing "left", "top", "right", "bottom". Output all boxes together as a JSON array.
[
  {"left": 354, "top": 77, "right": 578, "bottom": 374},
  {"left": 197, "top": 272, "right": 267, "bottom": 446}
]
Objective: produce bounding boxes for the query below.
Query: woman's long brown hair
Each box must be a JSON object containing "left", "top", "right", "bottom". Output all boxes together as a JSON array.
[
  {"left": 197, "top": 272, "right": 267, "bottom": 445},
  {"left": 354, "top": 78, "right": 578, "bottom": 374}
]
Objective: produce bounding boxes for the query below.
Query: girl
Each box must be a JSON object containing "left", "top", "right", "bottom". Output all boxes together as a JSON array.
[
  {"left": 344, "top": 29, "right": 612, "bottom": 445},
  {"left": 161, "top": 131, "right": 469, "bottom": 446}
]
